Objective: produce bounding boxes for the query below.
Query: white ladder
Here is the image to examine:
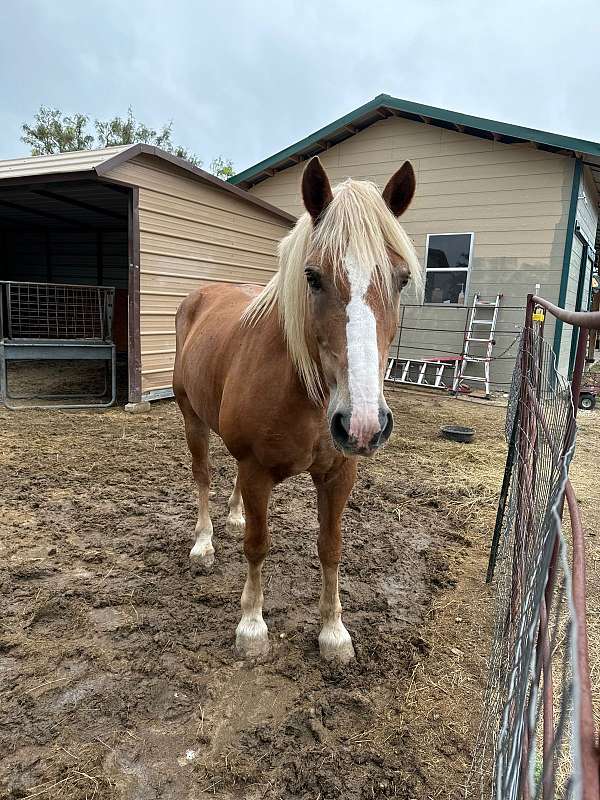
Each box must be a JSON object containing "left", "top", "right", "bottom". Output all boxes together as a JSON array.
[
  {"left": 385, "top": 356, "right": 459, "bottom": 390},
  {"left": 452, "top": 293, "right": 502, "bottom": 399}
]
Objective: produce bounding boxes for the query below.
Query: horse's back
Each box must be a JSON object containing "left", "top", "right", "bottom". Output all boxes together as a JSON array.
[{"left": 175, "top": 282, "right": 260, "bottom": 344}]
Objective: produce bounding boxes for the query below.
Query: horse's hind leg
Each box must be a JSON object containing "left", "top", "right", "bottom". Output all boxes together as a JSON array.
[
  {"left": 235, "top": 460, "right": 272, "bottom": 657},
  {"left": 180, "top": 399, "right": 214, "bottom": 572},
  {"left": 312, "top": 460, "right": 357, "bottom": 663},
  {"left": 226, "top": 472, "right": 245, "bottom": 535}
]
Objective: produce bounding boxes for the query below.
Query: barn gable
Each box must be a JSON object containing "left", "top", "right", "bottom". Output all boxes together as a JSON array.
[{"left": 235, "top": 97, "right": 600, "bottom": 388}]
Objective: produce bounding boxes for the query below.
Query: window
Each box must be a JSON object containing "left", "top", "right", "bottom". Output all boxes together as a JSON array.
[{"left": 424, "top": 233, "right": 473, "bottom": 304}]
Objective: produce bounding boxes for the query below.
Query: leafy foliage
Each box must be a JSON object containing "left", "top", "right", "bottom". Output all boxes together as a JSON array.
[
  {"left": 209, "top": 156, "right": 235, "bottom": 180},
  {"left": 21, "top": 106, "right": 234, "bottom": 176},
  {"left": 22, "top": 107, "right": 95, "bottom": 155},
  {"left": 94, "top": 107, "right": 201, "bottom": 166}
]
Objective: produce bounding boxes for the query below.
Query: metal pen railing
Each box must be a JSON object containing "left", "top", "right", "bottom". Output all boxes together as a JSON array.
[
  {"left": 469, "top": 294, "right": 600, "bottom": 800},
  {"left": 0, "top": 280, "right": 114, "bottom": 342}
]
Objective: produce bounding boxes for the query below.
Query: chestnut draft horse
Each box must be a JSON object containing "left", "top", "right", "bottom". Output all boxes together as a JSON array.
[{"left": 174, "top": 157, "right": 421, "bottom": 662}]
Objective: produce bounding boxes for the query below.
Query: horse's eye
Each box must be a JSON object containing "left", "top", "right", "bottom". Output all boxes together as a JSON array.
[
  {"left": 305, "top": 268, "right": 323, "bottom": 291},
  {"left": 397, "top": 273, "right": 410, "bottom": 290}
]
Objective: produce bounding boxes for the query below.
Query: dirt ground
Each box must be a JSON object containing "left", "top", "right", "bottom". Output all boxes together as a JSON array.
[{"left": 0, "top": 388, "right": 597, "bottom": 800}]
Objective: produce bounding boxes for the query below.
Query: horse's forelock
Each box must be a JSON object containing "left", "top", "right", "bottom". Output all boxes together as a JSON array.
[{"left": 242, "top": 178, "right": 422, "bottom": 404}]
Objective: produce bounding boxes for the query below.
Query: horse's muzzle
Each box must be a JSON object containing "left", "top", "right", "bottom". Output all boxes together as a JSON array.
[{"left": 330, "top": 406, "right": 394, "bottom": 456}]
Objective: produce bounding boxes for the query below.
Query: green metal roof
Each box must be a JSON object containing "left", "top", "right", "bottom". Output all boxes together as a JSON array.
[{"left": 230, "top": 93, "right": 600, "bottom": 189}]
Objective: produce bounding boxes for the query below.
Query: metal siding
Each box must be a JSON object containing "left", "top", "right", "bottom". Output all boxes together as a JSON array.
[
  {"left": 107, "top": 156, "right": 292, "bottom": 226},
  {"left": 250, "top": 116, "right": 573, "bottom": 390},
  {"left": 106, "top": 156, "right": 291, "bottom": 396}
]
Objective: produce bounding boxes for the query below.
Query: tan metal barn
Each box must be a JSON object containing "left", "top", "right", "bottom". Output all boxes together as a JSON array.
[
  {"left": 232, "top": 94, "right": 600, "bottom": 391},
  {"left": 0, "top": 145, "right": 294, "bottom": 408}
]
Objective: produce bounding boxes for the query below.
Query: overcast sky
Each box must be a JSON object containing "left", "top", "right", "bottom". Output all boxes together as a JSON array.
[{"left": 1, "top": 0, "right": 599, "bottom": 172}]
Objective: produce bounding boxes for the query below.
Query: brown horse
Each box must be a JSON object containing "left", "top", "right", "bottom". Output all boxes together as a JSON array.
[{"left": 173, "top": 157, "right": 421, "bottom": 662}]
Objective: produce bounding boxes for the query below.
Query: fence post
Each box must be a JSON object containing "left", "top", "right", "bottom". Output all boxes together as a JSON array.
[
  {"left": 510, "top": 296, "right": 534, "bottom": 618},
  {"left": 487, "top": 406, "right": 519, "bottom": 582},
  {"left": 570, "top": 325, "right": 588, "bottom": 418}
]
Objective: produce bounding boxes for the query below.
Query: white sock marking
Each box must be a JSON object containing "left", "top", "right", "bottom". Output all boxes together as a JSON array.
[
  {"left": 236, "top": 562, "right": 269, "bottom": 656},
  {"left": 319, "top": 565, "right": 355, "bottom": 661},
  {"left": 190, "top": 489, "right": 214, "bottom": 562},
  {"left": 190, "top": 519, "right": 214, "bottom": 560}
]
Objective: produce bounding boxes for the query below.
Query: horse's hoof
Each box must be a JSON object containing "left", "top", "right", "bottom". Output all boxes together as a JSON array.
[
  {"left": 319, "top": 624, "right": 355, "bottom": 664},
  {"left": 189, "top": 546, "right": 215, "bottom": 574},
  {"left": 226, "top": 516, "right": 245, "bottom": 537},
  {"left": 235, "top": 618, "right": 269, "bottom": 658}
]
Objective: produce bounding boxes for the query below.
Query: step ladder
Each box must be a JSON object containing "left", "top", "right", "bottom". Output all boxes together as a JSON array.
[
  {"left": 452, "top": 293, "right": 502, "bottom": 399},
  {"left": 385, "top": 356, "right": 459, "bottom": 390}
]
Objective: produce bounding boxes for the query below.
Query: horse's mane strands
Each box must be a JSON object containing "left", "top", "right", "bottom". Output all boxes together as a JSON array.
[{"left": 242, "top": 178, "right": 422, "bottom": 405}]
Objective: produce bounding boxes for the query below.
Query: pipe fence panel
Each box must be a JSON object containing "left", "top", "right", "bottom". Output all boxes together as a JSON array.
[
  {"left": 0, "top": 281, "right": 114, "bottom": 342},
  {"left": 467, "top": 296, "right": 600, "bottom": 800}
]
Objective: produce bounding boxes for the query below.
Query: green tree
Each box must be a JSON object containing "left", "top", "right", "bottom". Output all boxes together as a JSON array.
[
  {"left": 21, "top": 107, "right": 95, "bottom": 155},
  {"left": 94, "top": 107, "right": 201, "bottom": 167},
  {"left": 209, "top": 155, "right": 235, "bottom": 180},
  {"left": 21, "top": 106, "right": 234, "bottom": 177}
]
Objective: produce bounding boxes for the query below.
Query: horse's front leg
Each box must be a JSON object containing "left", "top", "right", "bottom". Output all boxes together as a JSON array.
[
  {"left": 312, "top": 459, "right": 357, "bottom": 663},
  {"left": 235, "top": 460, "right": 273, "bottom": 658}
]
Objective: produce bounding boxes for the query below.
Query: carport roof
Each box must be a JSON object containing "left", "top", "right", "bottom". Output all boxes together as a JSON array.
[
  {"left": 0, "top": 145, "right": 132, "bottom": 180},
  {"left": 0, "top": 144, "right": 296, "bottom": 224}
]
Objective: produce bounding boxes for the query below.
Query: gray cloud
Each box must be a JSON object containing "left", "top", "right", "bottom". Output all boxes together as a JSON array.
[{"left": 1, "top": 0, "right": 598, "bottom": 171}]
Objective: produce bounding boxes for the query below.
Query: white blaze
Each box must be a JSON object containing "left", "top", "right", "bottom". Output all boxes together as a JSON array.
[{"left": 344, "top": 254, "right": 381, "bottom": 447}]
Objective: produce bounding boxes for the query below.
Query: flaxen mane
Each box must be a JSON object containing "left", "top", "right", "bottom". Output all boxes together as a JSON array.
[{"left": 243, "top": 178, "right": 422, "bottom": 404}]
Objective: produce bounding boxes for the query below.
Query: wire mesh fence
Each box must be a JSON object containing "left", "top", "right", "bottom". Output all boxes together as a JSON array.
[
  {"left": 386, "top": 300, "right": 526, "bottom": 396},
  {"left": 468, "top": 297, "right": 599, "bottom": 800},
  {"left": 0, "top": 281, "right": 114, "bottom": 341}
]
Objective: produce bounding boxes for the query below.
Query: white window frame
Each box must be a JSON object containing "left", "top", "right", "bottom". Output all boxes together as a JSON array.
[{"left": 423, "top": 232, "right": 475, "bottom": 306}]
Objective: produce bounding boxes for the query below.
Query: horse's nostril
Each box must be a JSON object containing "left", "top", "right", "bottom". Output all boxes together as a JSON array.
[
  {"left": 331, "top": 411, "right": 350, "bottom": 442},
  {"left": 383, "top": 410, "right": 393, "bottom": 440},
  {"left": 371, "top": 409, "right": 394, "bottom": 448}
]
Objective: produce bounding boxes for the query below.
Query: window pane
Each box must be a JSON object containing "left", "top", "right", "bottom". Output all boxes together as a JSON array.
[
  {"left": 426, "top": 234, "right": 472, "bottom": 270},
  {"left": 425, "top": 270, "right": 468, "bottom": 304}
]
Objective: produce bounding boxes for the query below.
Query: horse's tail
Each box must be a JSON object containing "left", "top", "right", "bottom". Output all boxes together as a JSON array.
[{"left": 175, "top": 292, "right": 198, "bottom": 351}]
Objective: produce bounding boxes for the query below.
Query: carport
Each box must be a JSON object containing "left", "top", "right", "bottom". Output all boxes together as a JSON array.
[{"left": 0, "top": 146, "right": 294, "bottom": 409}]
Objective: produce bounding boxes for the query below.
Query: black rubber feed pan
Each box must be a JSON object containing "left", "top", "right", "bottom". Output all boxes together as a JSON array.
[{"left": 440, "top": 425, "right": 475, "bottom": 443}]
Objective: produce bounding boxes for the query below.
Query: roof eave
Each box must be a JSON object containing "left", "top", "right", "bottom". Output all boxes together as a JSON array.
[
  {"left": 230, "top": 94, "right": 600, "bottom": 189},
  {"left": 97, "top": 143, "right": 296, "bottom": 225}
]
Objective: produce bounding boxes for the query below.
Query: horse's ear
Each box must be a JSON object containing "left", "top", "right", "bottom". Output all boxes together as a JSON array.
[
  {"left": 302, "top": 157, "right": 333, "bottom": 222},
  {"left": 382, "top": 161, "right": 416, "bottom": 217}
]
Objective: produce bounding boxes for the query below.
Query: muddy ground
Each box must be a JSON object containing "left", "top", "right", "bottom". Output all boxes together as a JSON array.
[{"left": 0, "top": 390, "right": 529, "bottom": 799}]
